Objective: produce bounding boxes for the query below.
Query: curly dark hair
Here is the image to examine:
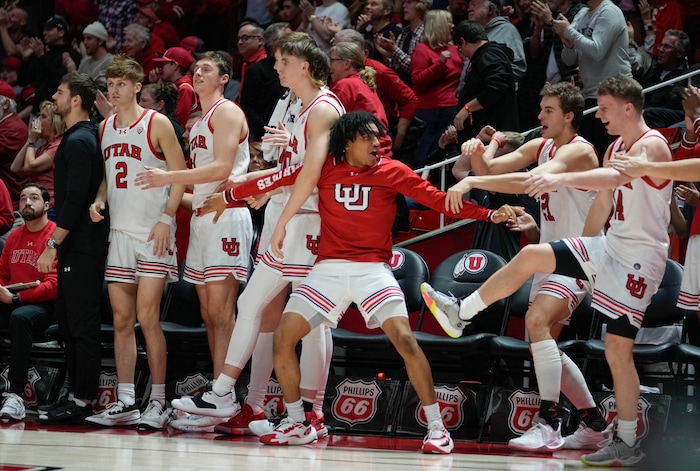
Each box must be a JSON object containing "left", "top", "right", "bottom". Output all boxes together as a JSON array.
[{"left": 329, "top": 111, "right": 386, "bottom": 160}]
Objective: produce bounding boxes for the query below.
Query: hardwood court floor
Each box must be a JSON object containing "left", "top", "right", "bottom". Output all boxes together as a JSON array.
[{"left": 0, "top": 420, "right": 611, "bottom": 471}]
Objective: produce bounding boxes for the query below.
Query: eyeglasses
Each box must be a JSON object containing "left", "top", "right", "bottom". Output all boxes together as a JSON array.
[
  {"left": 237, "top": 35, "right": 261, "bottom": 42},
  {"left": 657, "top": 43, "right": 678, "bottom": 51}
]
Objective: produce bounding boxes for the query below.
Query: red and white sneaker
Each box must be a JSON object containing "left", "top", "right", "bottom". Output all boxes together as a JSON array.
[
  {"left": 260, "top": 417, "right": 318, "bottom": 446},
  {"left": 213, "top": 403, "right": 265, "bottom": 435},
  {"left": 305, "top": 411, "right": 329, "bottom": 438},
  {"left": 421, "top": 422, "right": 454, "bottom": 454}
]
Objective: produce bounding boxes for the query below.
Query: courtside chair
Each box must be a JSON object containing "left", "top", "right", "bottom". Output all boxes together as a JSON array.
[{"left": 331, "top": 247, "right": 430, "bottom": 379}]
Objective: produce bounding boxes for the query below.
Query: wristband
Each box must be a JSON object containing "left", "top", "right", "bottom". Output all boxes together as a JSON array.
[
  {"left": 463, "top": 103, "right": 474, "bottom": 126},
  {"left": 27, "top": 141, "right": 36, "bottom": 147},
  {"left": 490, "top": 137, "right": 502, "bottom": 147},
  {"left": 488, "top": 210, "right": 497, "bottom": 222},
  {"left": 158, "top": 213, "right": 173, "bottom": 226}
]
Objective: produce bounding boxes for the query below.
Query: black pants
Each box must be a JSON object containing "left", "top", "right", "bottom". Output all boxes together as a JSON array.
[
  {"left": 55, "top": 250, "right": 105, "bottom": 400},
  {"left": 0, "top": 301, "right": 55, "bottom": 395}
]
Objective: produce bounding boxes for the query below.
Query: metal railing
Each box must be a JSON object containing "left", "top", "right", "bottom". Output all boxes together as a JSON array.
[{"left": 412, "top": 67, "right": 700, "bottom": 230}]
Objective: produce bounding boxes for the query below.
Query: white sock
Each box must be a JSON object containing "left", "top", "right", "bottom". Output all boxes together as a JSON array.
[
  {"left": 73, "top": 397, "right": 88, "bottom": 407},
  {"left": 459, "top": 291, "right": 487, "bottom": 320},
  {"left": 531, "top": 339, "right": 562, "bottom": 403},
  {"left": 560, "top": 353, "right": 596, "bottom": 409},
  {"left": 150, "top": 384, "right": 166, "bottom": 403},
  {"left": 423, "top": 402, "right": 442, "bottom": 425},
  {"left": 246, "top": 331, "right": 274, "bottom": 414},
  {"left": 117, "top": 383, "right": 136, "bottom": 406},
  {"left": 212, "top": 374, "right": 236, "bottom": 397},
  {"left": 616, "top": 419, "right": 637, "bottom": 447},
  {"left": 285, "top": 399, "right": 305, "bottom": 423}
]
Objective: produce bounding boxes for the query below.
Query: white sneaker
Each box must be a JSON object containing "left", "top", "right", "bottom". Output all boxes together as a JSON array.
[
  {"left": 0, "top": 392, "right": 25, "bottom": 421},
  {"left": 137, "top": 400, "right": 171, "bottom": 430},
  {"left": 259, "top": 417, "right": 318, "bottom": 445},
  {"left": 509, "top": 421, "right": 565, "bottom": 453},
  {"left": 420, "top": 283, "right": 470, "bottom": 338},
  {"left": 249, "top": 416, "right": 285, "bottom": 437},
  {"left": 564, "top": 421, "right": 614, "bottom": 450},
  {"left": 171, "top": 391, "right": 238, "bottom": 418},
  {"left": 85, "top": 400, "right": 140, "bottom": 426},
  {"left": 421, "top": 421, "right": 454, "bottom": 454},
  {"left": 169, "top": 413, "right": 226, "bottom": 432}
]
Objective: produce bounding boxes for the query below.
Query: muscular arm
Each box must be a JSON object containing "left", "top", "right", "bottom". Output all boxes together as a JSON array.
[
  {"left": 152, "top": 113, "right": 187, "bottom": 217},
  {"left": 582, "top": 187, "right": 613, "bottom": 236},
  {"left": 470, "top": 138, "right": 541, "bottom": 176}
]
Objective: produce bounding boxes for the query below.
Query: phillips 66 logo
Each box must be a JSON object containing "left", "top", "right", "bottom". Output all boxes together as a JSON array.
[
  {"left": 507, "top": 389, "right": 541, "bottom": 435},
  {"left": 600, "top": 394, "right": 651, "bottom": 439},
  {"left": 263, "top": 378, "right": 285, "bottom": 416},
  {"left": 332, "top": 378, "right": 381, "bottom": 426},
  {"left": 415, "top": 385, "right": 467, "bottom": 429}
]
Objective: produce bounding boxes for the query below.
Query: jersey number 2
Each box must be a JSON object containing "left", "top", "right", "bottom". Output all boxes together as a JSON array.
[{"left": 115, "top": 161, "right": 127, "bottom": 189}]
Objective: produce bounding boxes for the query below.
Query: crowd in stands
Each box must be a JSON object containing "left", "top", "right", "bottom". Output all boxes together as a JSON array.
[{"left": 0, "top": 0, "right": 700, "bottom": 460}]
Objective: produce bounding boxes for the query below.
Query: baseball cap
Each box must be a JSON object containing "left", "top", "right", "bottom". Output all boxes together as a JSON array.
[
  {"left": 0, "top": 81, "right": 16, "bottom": 100},
  {"left": 1, "top": 56, "right": 21, "bottom": 71},
  {"left": 44, "top": 16, "right": 69, "bottom": 31},
  {"left": 82, "top": 21, "right": 109, "bottom": 42},
  {"left": 153, "top": 47, "right": 195, "bottom": 69},
  {"left": 180, "top": 36, "right": 202, "bottom": 54},
  {"left": 132, "top": 6, "right": 158, "bottom": 23}
]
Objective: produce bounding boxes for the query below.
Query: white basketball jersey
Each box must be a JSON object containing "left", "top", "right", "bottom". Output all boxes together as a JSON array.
[
  {"left": 270, "top": 88, "right": 344, "bottom": 211},
  {"left": 536, "top": 135, "right": 598, "bottom": 243},
  {"left": 189, "top": 98, "right": 250, "bottom": 209},
  {"left": 101, "top": 108, "right": 168, "bottom": 240},
  {"left": 606, "top": 129, "right": 672, "bottom": 273}
]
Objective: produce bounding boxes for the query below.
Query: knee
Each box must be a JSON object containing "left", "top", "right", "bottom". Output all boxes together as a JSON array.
[
  {"left": 112, "top": 312, "right": 135, "bottom": 335},
  {"left": 393, "top": 330, "right": 421, "bottom": 358},
  {"left": 524, "top": 311, "right": 551, "bottom": 339}
]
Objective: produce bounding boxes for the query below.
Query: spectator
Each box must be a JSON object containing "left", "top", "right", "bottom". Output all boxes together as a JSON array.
[
  {"left": 0, "top": 81, "right": 28, "bottom": 211},
  {"left": 0, "top": 55, "right": 34, "bottom": 122},
  {"left": 333, "top": 28, "right": 418, "bottom": 155},
  {"left": 131, "top": 4, "right": 179, "bottom": 55},
  {"left": 151, "top": 46, "right": 198, "bottom": 127},
  {"left": 122, "top": 23, "right": 158, "bottom": 81},
  {"left": 468, "top": 0, "right": 527, "bottom": 82},
  {"left": 411, "top": 9, "right": 463, "bottom": 167},
  {"left": 23, "top": 16, "right": 83, "bottom": 117},
  {"left": 139, "top": 82, "right": 185, "bottom": 143},
  {"left": 179, "top": 35, "right": 205, "bottom": 55},
  {"left": 641, "top": 29, "right": 694, "bottom": 128},
  {"left": 452, "top": 21, "right": 519, "bottom": 142},
  {"left": 150, "top": 0, "right": 196, "bottom": 39},
  {"left": 98, "top": 0, "right": 135, "bottom": 51},
  {"left": 71, "top": 22, "right": 115, "bottom": 91},
  {"left": 0, "top": 7, "right": 30, "bottom": 59},
  {"left": 374, "top": 0, "right": 429, "bottom": 87},
  {"left": 448, "top": 0, "right": 469, "bottom": 25},
  {"left": 246, "top": 0, "right": 277, "bottom": 27},
  {"left": 300, "top": 0, "right": 350, "bottom": 51},
  {"left": 10, "top": 101, "right": 65, "bottom": 220},
  {"left": 54, "top": 0, "right": 99, "bottom": 33},
  {"left": 627, "top": 20, "right": 653, "bottom": 79},
  {"left": 328, "top": 41, "right": 393, "bottom": 155},
  {"left": 239, "top": 23, "right": 289, "bottom": 141},
  {"left": 0, "top": 180, "right": 12, "bottom": 239},
  {"left": 0, "top": 183, "right": 58, "bottom": 421},
  {"left": 554, "top": 0, "right": 630, "bottom": 157},
  {"left": 355, "top": 0, "right": 402, "bottom": 61},
  {"left": 247, "top": 141, "right": 275, "bottom": 234},
  {"left": 278, "top": 0, "right": 305, "bottom": 31},
  {"left": 237, "top": 22, "right": 267, "bottom": 102}
]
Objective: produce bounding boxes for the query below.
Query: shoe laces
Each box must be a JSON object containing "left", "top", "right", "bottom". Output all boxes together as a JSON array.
[
  {"left": 143, "top": 400, "right": 165, "bottom": 416},
  {"left": 104, "top": 400, "right": 128, "bottom": 414}
]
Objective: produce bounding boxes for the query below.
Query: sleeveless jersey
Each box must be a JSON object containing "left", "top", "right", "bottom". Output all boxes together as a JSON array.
[
  {"left": 606, "top": 129, "right": 672, "bottom": 274},
  {"left": 101, "top": 108, "right": 168, "bottom": 240},
  {"left": 536, "top": 135, "right": 598, "bottom": 243},
  {"left": 270, "top": 88, "right": 344, "bottom": 211},
  {"left": 189, "top": 98, "right": 250, "bottom": 209}
]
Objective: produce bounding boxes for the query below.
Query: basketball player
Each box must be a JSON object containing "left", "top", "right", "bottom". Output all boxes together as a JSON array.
[
  {"left": 85, "top": 57, "right": 186, "bottom": 429},
  {"left": 438, "top": 82, "right": 612, "bottom": 453},
  {"left": 168, "top": 32, "right": 342, "bottom": 436},
  {"left": 249, "top": 111, "right": 513, "bottom": 449},
  {"left": 422, "top": 76, "right": 672, "bottom": 467},
  {"left": 135, "top": 52, "right": 254, "bottom": 432}
]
